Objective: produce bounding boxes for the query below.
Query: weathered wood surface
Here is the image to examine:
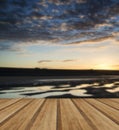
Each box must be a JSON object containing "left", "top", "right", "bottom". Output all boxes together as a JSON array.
[{"left": 0, "top": 98, "right": 118, "bottom": 130}]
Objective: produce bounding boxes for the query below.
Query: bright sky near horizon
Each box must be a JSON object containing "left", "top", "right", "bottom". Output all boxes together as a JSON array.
[
  {"left": 0, "top": 38, "right": 119, "bottom": 70},
  {"left": 0, "top": 0, "right": 119, "bottom": 70}
]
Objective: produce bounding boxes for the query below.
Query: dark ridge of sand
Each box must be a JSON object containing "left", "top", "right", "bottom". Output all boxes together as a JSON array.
[
  {"left": 0, "top": 75, "right": 119, "bottom": 87},
  {"left": 46, "top": 94, "right": 84, "bottom": 98},
  {"left": 21, "top": 89, "right": 71, "bottom": 96},
  {"left": 45, "top": 94, "right": 119, "bottom": 98}
]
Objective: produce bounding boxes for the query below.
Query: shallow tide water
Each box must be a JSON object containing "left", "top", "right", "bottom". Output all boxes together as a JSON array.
[{"left": 0, "top": 77, "right": 119, "bottom": 98}]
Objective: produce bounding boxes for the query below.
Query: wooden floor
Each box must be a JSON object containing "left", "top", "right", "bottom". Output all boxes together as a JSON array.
[{"left": 0, "top": 98, "right": 118, "bottom": 130}]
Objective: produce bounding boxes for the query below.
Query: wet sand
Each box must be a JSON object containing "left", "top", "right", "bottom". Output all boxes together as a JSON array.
[
  {"left": 0, "top": 75, "right": 119, "bottom": 86},
  {"left": 0, "top": 75, "right": 119, "bottom": 98}
]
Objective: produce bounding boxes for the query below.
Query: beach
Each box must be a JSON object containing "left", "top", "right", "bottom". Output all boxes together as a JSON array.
[{"left": 0, "top": 75, "right": 119, "bottom": 98}]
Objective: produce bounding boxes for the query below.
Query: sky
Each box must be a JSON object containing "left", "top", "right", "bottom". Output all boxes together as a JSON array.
[{"left": 0, "top": 0, "right": 119, "bottom": 70}]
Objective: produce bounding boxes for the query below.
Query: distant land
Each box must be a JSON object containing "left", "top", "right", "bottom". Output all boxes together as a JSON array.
[{"left": 0, "top": 67, "right": 119, "bottom": 76}]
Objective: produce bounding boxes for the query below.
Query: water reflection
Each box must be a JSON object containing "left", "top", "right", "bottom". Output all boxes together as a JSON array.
[
  {"left": 104, "top": 83, "right": 114, "bottom": 88},
  {"left": 69, "top": 90, "right": 92, "bottom": 97},
  {"left": 0, "top": 79, "right": 119, "bottom": 98}
]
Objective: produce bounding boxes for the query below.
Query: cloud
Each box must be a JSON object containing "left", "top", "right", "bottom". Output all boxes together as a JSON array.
[
  {"left": 0, "top": 39, "right": 52, "bottom": 52},
  {"left": 62, "top": 59, "right": 77, "bottom": 62},
  {"left": 0, "top": 0, "right": 119, "bottom": 46},
  {"left": 38, "top": 60, "right": 53, "bottom": 63},
  {"left": 38, "top": 59, "right": 78, "bottom": 63},
  {"left": 0, "top": 41, "right": 23, "bottom": 52},
  {"left": 67, "top": 35, "right": 113, "bottom": 45}
]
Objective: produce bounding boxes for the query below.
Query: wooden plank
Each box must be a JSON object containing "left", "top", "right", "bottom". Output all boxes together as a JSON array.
[
  {"left": 0, "top": 98, "right": 118, "bottom": 130},
  {"left": 0, "top": 99, "right": 15, "bottom": 104},
  {"left": 0, "top": 99, "right": 45, "bottom": 130},
  {"left": 110, "top": 99, "right": 119, "bottom": 104},
  {"left": 85, "top": 99, "right": 119, "bottom": 124},
  {"left": 72, "top": 99, "right": 119, "bottom": 130},
  {"left": 0, "top": 99, "right": 10, "bottom": 104},
  {"left": 30, "top": 99, "right": 57, "bottom": 130},
  {"left": 97, "top": 99, "right": 119, "bottom": 110},
  {"left": 0, "top": 99, "right": 11, "bottom": 106},
  {"left": 0, "top": 99, "right": 32, "bottom": 125},
  {"left": 59, "top": 99, "right": 92, "bottom": 130},
  {"left": 0, "top": 98, "right": 22, "bottom": 111}
]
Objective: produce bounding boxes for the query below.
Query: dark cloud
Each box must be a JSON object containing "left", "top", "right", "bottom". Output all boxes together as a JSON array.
[
  {"left": 38, "top": 60, "right": 53, "bottom": 63},
  {"left": 69, "top": 35, "right": 113, "bottom": 45},
  {"left": 0, "top": 41, "right": 23, "bottom": 52},
  {"left": 63, "top": 59, "right": 76, "bottom": 62},
  {"left": 0, "top": 0, "right": 119, "bottom": 45},
  {"left": 38, "top": 59, "right": 77, "bottom": 63}
]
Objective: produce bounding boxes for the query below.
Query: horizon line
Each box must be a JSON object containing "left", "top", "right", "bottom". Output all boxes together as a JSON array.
[{"left": 0, "top": 66, "right": 119, "bottom": 71}]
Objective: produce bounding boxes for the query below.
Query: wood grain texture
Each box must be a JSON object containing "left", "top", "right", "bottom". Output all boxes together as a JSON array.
[
  {"left": 0, "top": 98, "right": 118, "bottom": 130},
  {"left": 85, "top": 99, "right": 119, "bottom": 124},
  {"left": 72, "top": 99, "right": 119, "bottom": 130},
  {"left": 0, "top": 99, "right": 31, "bottom": 125},
  {"left": 0, "top": 99, "right": 45, "bottom": 130},
  {"left": 97, "top": 99, "right": 119, "bottom": 110},
  {"left": 30, "top": 99, "right": 57, "bottom": 130},
  {"left": 110, "top": 99, "right": 119, "bottom": 103},
  {"left": 0, "top": 98, "right": 22, "bottom": 111},
  {"left": 59, "top": 99, "right": 92, "bottom": 130}
]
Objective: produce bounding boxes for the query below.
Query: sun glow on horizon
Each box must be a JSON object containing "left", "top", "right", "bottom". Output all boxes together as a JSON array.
[{"left": 94, "top": 64, "right": 115, "bottom": 70}]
